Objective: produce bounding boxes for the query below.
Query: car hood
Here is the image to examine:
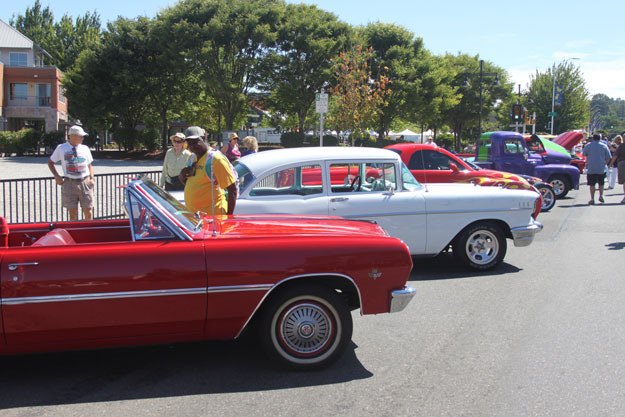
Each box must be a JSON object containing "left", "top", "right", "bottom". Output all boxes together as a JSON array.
[
  {"left": 205, "top": 214, "right": 389, "bottom": 238},
  {"left": 423, "top": 183, "right": 539, "bottom": 210},
  {"left": 553, "top": 131, "right": 584, "bottom": 151}
]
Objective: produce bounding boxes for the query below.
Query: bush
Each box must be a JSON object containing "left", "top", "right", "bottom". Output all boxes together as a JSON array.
[
  {"left": 308, "top": 134, "right": 339, "bottom": 147},
  {"left": 0, "top": 129, "right": 41, "bottom": 156},
  {"left": 42, "top": 130, "right": 65, "bottom": 151},
  {"left": 140, "top": 128, "right": 160, "bottom": 152},
  {"left": 280, "top": 131, "right": 305, "bottom": 148}
]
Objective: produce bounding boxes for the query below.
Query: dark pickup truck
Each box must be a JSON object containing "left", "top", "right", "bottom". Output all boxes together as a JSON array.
[{"left": 470, "top": 131, "right": 580, "bottom": 199}]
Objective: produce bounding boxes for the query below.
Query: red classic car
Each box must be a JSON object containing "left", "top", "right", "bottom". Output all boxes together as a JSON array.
[
  {"left": 385, "top": 143, "right": 555, "bottom": 212},
  {"left": 0, "top": 178, "right": 415, "bottom": 369}
]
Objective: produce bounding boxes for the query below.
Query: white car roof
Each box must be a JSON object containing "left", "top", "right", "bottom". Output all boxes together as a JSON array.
[{"left": 237, "top": 146, "right": 401, "bottom": 174}]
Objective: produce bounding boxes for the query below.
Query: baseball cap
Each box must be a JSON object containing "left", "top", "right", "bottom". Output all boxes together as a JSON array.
[
  {"left": 184, "top": 126, "right": 205, "bottom": 140},
  {"left": 68, "top": 125, "right": 88, "bottom": 136},
  {"left": 229, "top": 132, "right": 239, "bottom": 140}
]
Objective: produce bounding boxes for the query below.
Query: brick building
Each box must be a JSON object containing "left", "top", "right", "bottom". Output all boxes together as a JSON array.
[{"left": 0, "top": 19, "right": 68, "bottom": 133}]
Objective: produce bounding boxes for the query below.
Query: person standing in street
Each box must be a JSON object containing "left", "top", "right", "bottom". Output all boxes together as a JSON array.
[
  {"left": 609, "top": 136, "right": 625, "bottom": 203},
  {"left": 178, "top": 126, "right": 238, "bottom": 215},
  {"left": 160, "top": 132, "right": 193, "bottom": 191},
  {"left": 582, "top": 133, "right": 612, "bottom": 205},
  {"left": 607, "top": 135, "right": 622, "bottom": 190},
  {"left": 47, "top": 125, "right": 95, "bottom": 220}
]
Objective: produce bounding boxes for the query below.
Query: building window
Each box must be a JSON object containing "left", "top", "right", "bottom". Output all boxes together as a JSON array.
[
  {"left": 9, "top": 83, "right": 28, "bottom": 100},
  {"left": 58, "top": 86, "right": 67, "bottom": 103},
  {"left": 9, "top": 52, "right": 28, "bottom": 67},
  {"left": 38, "top": 84, "right": 51, "bottom": 106}
]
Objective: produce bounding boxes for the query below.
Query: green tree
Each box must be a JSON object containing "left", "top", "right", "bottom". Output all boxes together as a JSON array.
[
  {"left": 330, "top": 45, "right": 390, "bottom": 145},
  {"left": 260, "top": 3, "right": 351, "bottom": 134},
  {"left": 64, "top": 18, "right": 153, "bottom": 149},
  {"left": 164, "top": 0, "right": 282, "bottom": 131},
  {"left": 359, "top": 23, "right": 426, "bottom": 140},
  {"left": 526, "top": 61, "right": 589, "bottom": 134},
  {"left": 11, "top": 0, "right": 101, "bottom": 71},
  {"left": 441, "top": 54, "right": 511, "bottom": 143}
]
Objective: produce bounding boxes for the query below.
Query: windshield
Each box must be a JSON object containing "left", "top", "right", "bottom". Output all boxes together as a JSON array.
[
  {"left": 234, "top": 161, "right": 255, "bottom": 194},
  {"left": 401, "top": 163, "right": 423, "bottom": 191},
  {"left": 136, "top": 177, "right": 201, "bottom": 232}
]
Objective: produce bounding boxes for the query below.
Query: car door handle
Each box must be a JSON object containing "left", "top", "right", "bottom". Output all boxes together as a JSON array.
[
  {"left": 330, "top": 197, "right": 349, "bottom": 202},
  {"left": 8, "top": 262, "right": 39, "bottom": 271}
]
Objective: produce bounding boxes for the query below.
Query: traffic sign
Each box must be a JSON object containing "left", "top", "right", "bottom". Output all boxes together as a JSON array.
[
  {"left": 315, "top": 92, "right": 328, "bottom": 113},
  {"left": 548, "top": 111, "right": 557, "bottom": 117}
]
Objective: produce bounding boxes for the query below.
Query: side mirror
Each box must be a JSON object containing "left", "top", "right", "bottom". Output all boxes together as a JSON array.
[{"left": 449, "top": 162, "right": 459, "bottom": 173}]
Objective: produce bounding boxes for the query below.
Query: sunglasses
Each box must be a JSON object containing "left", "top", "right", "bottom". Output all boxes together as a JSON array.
[
  {"left": 71, "top": 147, "right": 78, "bottom": 157},
  {"left": 172, "top": 140, "right": 184, "bottom": 144}
]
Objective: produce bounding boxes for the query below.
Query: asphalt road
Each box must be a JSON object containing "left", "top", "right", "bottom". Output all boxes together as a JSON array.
[{"left": 1, "top": 185, "right": 624, "bottom": 417}]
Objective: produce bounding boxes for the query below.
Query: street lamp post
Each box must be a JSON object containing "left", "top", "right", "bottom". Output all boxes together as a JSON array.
[{"left": 464, "top": 59, "right": 499, "bottom": 140}]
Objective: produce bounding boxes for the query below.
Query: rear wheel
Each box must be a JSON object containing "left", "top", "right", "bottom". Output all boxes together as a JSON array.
[
  {"left": 549, "top": 175, "right": 570, "bottom": 199},
  {"left": 535, "top": 183, "right": 556, "bottom": 211},
  {"left": 453, "top": 222, "right": 507, "bottom": 270},
  {"left": 259, "top": 285, "right": 353, "bottom": 370}
]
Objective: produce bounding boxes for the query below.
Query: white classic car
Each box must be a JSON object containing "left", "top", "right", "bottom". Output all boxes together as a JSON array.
[{"left": 232, "top": 147, "right": 543, "bottom": 271}]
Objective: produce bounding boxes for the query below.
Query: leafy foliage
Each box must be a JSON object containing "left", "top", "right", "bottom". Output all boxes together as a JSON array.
[
  {"left": 330, "top": 45, "right": 391, "bottom": 145},
  {"left": 526, "top": 61, "right": 589, "bottom": 134}
]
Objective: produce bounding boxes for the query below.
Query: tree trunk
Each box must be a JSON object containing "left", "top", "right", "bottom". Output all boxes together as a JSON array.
[{"left": 160, "top": 108, "right": 169, "bottom": 150}]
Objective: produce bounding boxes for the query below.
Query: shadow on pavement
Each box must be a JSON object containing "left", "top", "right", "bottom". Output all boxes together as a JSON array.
[
  {"left": 605, "top": 242, "right": 625, "bottom": 250},
  {"left": 0, "top": 339, "right": 372, "bottom": 409},
  {"left": 409, "top": 252, "right": 521, "bottom": 282}
]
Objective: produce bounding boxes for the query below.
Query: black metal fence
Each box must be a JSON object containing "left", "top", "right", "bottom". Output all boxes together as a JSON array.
[{"left": 1, "top": 170, "right": 161, "bottom": 224}]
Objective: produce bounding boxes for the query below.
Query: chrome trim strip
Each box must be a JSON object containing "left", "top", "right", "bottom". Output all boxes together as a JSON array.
[
  {"left": 233, "top": 273, "right": 363, "bottom": 339},
  {"left": 0, "top": 284, "right": 278, "bottom": 306},
  {"left": 1, "top": 287, "right": 206, "bottom": 306},
  {"left": 207, "top": 284, "right": 273, "bottom": 293}
]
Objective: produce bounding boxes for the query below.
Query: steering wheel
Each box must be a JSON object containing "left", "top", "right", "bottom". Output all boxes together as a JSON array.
[
  {"left": 135, "top": 207, "right": 155, "bottom": 238},
  {"left": 349, "top": 175, "right": 362, "bottom": 191}
]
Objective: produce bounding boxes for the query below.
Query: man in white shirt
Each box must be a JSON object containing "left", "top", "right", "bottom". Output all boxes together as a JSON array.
[{"left": 47, "top": 125, "right": 95, "bottom": 220}]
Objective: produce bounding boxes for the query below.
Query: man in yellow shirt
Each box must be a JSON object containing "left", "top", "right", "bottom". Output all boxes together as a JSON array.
[{"left": 178, "top": 126, "right": 238, "bottom": 215}]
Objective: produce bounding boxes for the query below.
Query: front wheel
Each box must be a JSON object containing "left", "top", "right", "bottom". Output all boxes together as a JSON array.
[
  {"left": 259, "top": 285, "right": 353, "bottom": 370},
  {"left": 453, "top": 222, "right": 507, "bottom": 270},
  {"left": 549, "top": 175, "right": 570, "bottom": 199},
  {"left": 535, "top": 183, "right": 556, "bottom": 212}
]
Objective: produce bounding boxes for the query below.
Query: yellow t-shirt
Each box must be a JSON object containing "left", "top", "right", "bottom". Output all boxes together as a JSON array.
[{"left": 184, "top": 151, "right": 236, "bottom": 215}]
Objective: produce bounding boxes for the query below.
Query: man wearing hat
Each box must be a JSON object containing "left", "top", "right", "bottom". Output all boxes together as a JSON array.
[
  {"left": 179, "top": 126, "right": 238, "bottom": 215},
  {"left": 47, "top": 125, "right": 95, "bottom": 220}
]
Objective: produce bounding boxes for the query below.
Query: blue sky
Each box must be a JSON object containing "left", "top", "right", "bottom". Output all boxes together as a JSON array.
[{"left": 3, "top": 0, "right": 624, "bottom": 99}]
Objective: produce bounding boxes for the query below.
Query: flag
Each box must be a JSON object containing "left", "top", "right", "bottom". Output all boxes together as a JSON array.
[{"left": 554, "top": 83, "right": 564, "bottom": 107}]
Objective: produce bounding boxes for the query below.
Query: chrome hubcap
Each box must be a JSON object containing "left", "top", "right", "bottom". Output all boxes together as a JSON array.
[
  {"left": 466, "top": 230, "right": 499, "bottom": 265},
  {"left": 279, "top": 303, "right": 332, "bottom": 355},
  {"left": 551, "top": 180, "right": 565, "bottom": 196},
  {"left": 541, "top": 188, "right": 555, "bottom": 208}
]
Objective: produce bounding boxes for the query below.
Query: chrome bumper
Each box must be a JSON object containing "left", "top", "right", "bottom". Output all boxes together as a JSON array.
[
  {"left": 389, "top": 286, "right": 416, "bottom": 313},
  {"left": 511, "top": 220, "right": 543, "bottom": 247}
]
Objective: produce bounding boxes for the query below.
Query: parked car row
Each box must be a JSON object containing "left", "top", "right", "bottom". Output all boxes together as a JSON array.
[{"left": 0, "top": 140, "right": 549, "bottom": 370}]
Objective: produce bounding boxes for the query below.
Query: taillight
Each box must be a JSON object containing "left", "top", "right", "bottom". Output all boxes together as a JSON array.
[{"left": 531, "top": 192, "right": 542, "bottom": 219}]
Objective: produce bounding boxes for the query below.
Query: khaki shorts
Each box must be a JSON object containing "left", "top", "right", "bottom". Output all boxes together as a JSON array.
[{"left": 62, "top": 177, "right": 94, "bottom": 209}]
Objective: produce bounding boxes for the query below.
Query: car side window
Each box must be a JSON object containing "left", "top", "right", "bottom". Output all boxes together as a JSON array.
[
  {"left": 504, "top": 139, "right": 525, "bottom": 154},
  {"left": 330, "top": 161, "right": 396, "bottom": 193},
  {"left": 250, "top": 164, "right": 323, "bottom": 196},
  {"left": 409, "top": 150, "right": 450, "bottom": 170}
]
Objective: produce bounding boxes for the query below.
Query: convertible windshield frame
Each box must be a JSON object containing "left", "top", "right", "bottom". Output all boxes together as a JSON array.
[{"left": 125, "top": 177, "right": 198, "bottom": 241}]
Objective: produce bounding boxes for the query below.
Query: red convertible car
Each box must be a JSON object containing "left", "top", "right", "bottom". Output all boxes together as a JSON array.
[
  {"left": 386, "top": 143, "right": 555, "bottom": 212},
  {"left": 0, "top": 178, "right": 415, "bottom": 369}
]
